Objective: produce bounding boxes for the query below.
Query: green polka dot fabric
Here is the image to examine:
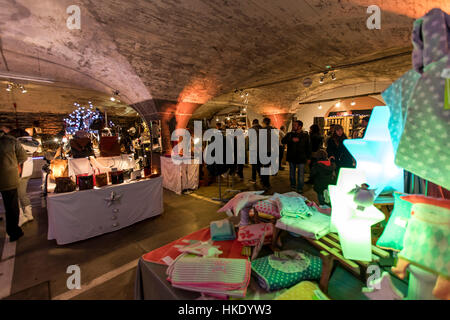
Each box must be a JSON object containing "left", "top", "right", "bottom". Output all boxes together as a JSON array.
[
  {"left": 399, "top": 203, "right": 450, "bottom": 278},
  {"left": 251, "top": 250, "right": 322, "bottom": 291},
  {"left": 395, "top": 55, "right": 450, "bottom": 190}
]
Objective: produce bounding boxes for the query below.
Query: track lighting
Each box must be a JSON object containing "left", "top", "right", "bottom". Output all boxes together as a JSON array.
[
  {"left": 6, "top": 83, "right": 12, "bottom": 91},
  {"left": 5, "top": 82, "right": 27, "bottom": 93},
  {"left": 331, "top": 72, "right": 337, "bottom": 81},
  {"left": 319, "top": 75, "right": 325, "bottom": 84}
]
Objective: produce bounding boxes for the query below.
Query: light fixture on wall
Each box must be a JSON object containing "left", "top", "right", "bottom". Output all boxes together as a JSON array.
[
  {"left": 351, "top": 100, "right": 356, "bottom": 106},
  {"left": 331, "top": 72, "right": 337, "bottom": 81},
  {"left": 110, "top": 90, "right": 121, "bottom": 102},
  {"left": 5, "top": 82, "right": 27, "bottom": 93},
  {"left": 319, "top": 74, "right": 325, "bottom": 84},
  {"left": 318, "top": 105, "right": 323, "bottom": 110},
  {"left": 6, "top": 83, "right": 12, "bottom": 92}
]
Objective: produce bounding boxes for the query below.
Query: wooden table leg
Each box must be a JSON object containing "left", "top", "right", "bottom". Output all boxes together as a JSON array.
[{"left": 319, "top": 251, "right": 336, "bottom": 294}]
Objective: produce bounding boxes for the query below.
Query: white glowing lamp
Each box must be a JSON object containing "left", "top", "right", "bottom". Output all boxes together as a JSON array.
[
  {"left": 344, "top": 106, "right": 404, "bottom": 198},
  {"left": 329, "top": 168, "right": 385, "bottom": 261}
]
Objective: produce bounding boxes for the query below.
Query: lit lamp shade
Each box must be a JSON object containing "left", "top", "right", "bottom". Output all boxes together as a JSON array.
[
  {"left": 329, "top": 168, "right": 385, "bottom": 261},
  {"left": 50, "top": 159, "right": 69, "bottom": 179},
  {"left": 344, "top": 106, "right": 404, "bottom": 198}
]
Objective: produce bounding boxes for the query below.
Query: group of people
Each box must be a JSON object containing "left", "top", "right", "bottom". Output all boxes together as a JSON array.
[
  {"left": 248, "top": 116, "right": 369, "bottom": 206},
  {"left": 0, "top": 125, "right": 39, "bottom": 242}
]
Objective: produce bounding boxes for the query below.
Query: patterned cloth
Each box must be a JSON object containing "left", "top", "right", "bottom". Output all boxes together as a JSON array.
[
  {"left": 275, "top": 194, "right": 313, "bottom": 219},
  {"left": 253, "top": 199, "right": 281, "bottom": 219},
  {"left": 275, "top": 281, "right": 329, "bottom": 300},
  {"left": 275, "top": 211, "right": 330, "bottom": 240},
  {"left": 399, "top": 195, "right": 450, "bottom": 278},
  {"left": 251, "top": 250, "right": 322, "bottom": 291},
  {"left": 237, "top": 223, "right": 273, "bottom": 246},
  {"left": 394, "top": 9, "right": 450, "bottom": 189}
]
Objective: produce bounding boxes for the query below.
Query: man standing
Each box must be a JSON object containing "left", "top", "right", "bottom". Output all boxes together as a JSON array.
[
  {"left": 248, "top": 119, "right": 262, "bottom": 184},
  {"left": 278, "top": 126, "right": 286, "bottom": 171},
  {"left": 0, "top": 126, "right": 28, "bottom": 241},
  {"left": 282, "top": 120, "right": 311, "bottom": 193},
  {"left": 259, "top": 118, "right": 275, "bottom": 191}
]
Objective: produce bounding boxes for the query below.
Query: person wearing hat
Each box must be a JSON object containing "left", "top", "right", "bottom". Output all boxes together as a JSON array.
[
  {"left": 0, "top": 125, "right": 28, "bottom": 241},
  {"left": 310, "top": 149, "right": 335, "bottom": 207}
]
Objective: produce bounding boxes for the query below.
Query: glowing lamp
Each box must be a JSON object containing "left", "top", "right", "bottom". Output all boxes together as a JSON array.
[
  {"left": 329, "top": 168, "right": 385, "bottom": 261},
  {"left": 344, "top": 106, "right": 404, "bottom": 198}
]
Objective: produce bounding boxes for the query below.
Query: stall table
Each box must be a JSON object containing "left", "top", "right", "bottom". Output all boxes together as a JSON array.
[
  {"left": 160, "top": 156, "right": 199, "bottom": 194},
  {"left": 47, "top": 177, "right": 163, "bottom": 245}
]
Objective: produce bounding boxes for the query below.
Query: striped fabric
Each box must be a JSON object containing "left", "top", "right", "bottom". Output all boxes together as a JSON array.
[{"left": 167, "top": 255, "right": 251, "bottom": 297}]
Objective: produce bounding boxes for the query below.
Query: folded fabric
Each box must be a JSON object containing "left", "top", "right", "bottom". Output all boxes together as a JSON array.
[
  {"left": 275, "top": 194, "right": 313, "bottom": 219},
  {"left": 275, "top": 281, "right": 330, "bottom": 300},
  {"left": 218, "top": 191, "right": 267, "bottom": 216},
  {"left": 376, "top": 192, "right": 413, "bottom": 251},
  {"left": 253, "top": 199, "right": 281, "bottom": 219},
  {"left": 167, "top": 255, "right": 252, "bottom": 298},
  {"left": 251, "top": 249, "right": 322, "bottom": 291},
  {"left": 275, "top": 211, "right": 331, "bottom": 240},
  {"left": 237, "top": 223, "right": 273, "bottom": 246},
  {"left": 210, "top": 219, "right": 236, "bottom": 241},
  {"left": 174, "top": 240, "right": 223, "bottom": 257}
]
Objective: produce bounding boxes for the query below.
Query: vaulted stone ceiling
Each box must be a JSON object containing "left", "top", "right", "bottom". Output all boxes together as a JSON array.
[{"left": 0, "top": 0, "right": 448, "bottom": 121}]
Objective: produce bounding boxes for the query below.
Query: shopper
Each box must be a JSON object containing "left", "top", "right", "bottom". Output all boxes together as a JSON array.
[
  {"left": 282, "top": 120, "right": 311, "bottom": 193},
  {"left": 326, "top": 124, "right": 355, "bottom": 177},
  {"left": 0, "top": 125, "right": 28, "bottom": 241},
  {"left": 352, "top": 116, "right": 370, "bottom": 139},
  {"left": 9, "top": 129, "right": 40, "bottom": 226},
  {"left": 259, "top": 118, "right": 275, "bottom": 191},
  {"left": 310, "top": 149, "right": 335, "bottom": 206},
  {"left": 248, "top": 119, "right": 262, "bottom": 184},
  {"left": 278, "top": 126, "right": 286, "bottom": 171}
]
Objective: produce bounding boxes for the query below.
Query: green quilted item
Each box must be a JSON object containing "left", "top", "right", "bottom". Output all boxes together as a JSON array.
[
  {"left": 376, "top": 192, "right": 413, "bottom": 251},
  {"left": 399, "top": 202, "right": 450, "bottom": 278},
  {"left": 251, "top": 249, "right": 322, "bottom": 292}
]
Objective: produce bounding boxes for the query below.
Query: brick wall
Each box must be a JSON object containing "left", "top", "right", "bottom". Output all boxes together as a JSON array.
[{"left": 0, "top": 112, "right": 141, "bottom": 135}]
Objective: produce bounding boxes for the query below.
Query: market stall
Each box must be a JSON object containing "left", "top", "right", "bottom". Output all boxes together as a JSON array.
[
  {"left": 48, "top": 177, "right": 163, "bottom": 245},
  {"left": 160, "top": 156, "right": 199, "bottom": 195}
]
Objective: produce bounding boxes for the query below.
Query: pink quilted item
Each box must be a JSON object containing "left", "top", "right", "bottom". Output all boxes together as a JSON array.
[
  {"left": 253, "top": 199, "right": 281, "bottom": 219},
  {"left": 238, "top": 223, "right": 274, "bottom": 246},
  {"left": 218, "top": 191, "right": 267, "bottom": 216}
]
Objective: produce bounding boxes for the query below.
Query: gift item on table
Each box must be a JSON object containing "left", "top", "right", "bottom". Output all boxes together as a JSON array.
[
  {"left": 130, "top": 170, "right": 142, "bottom": 180},
  {"left": 376, "top": 192, "right": 413, "bottom": 251},
  {"left": 167, "top": 255, "right": 252, "bottom": 298},
  {"left": 392, "top": 195, "right": 450, "bottom": 300},
  {"left": 94, "top": 172, "right": 108, "bottom": 188},
  {"left": 253, "top": 199, "right": 281, "bottom": 219},
  {"left": 77, "top": 174, "right": 94, "bottom": 190},
  {"left": 237, "top": 223, "right": 273, "bottom": 246},
  {"left": 218, "top": 191, "right": 268, "bottom": 226},
  {"left": 50, "top": 159, "right": 69, "bottom": 180},
  {"left": 251, "top": 249, "right": 322, "bottom": 292},
  {"left": 348, "top": 184, "right": 376, "bottom": 211},
  {"left": 210, "top": 219, "right": 236, "bottom": 241},
  {"left": 54, "top": 177, "right": 76, "bottom": 194},
  {"left": 109, "top": 170, "right": 124, "bottom": 185},
  {"left": 275, "top": 281, "right": 330, "bottom": 300},
  {"left": 123, "top": 169, "right": 133, "bottom": 181},
  {"left": 70, "top": 137, "right": 94, "bottom": 158},
  {"left": 275, "top": 193, "right": 313, "bottom": 219},
  {"left": 174, "top": 240, "right": 223, "bottom": 257},
  {"left": 99, "top": 136, "right": 121, "bottom": 157},
  {"left": 275, "top": 210, "right": 331, "bottom": 240}
]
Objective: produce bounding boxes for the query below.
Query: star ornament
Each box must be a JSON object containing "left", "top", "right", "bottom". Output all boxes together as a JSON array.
[
  {"left": 344, "top": 106, "right": 404, "bottom": 198},
  {"left": 104, "top": 191, "right": 123, "bottom": 207},
  {"left": 329, "top": 168, "right": 385, "bottom": 261}
]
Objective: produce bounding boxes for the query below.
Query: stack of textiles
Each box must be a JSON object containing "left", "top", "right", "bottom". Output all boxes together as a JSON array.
[
  {"left": 275, "top": 193, "right": 313, "bottom": 219},
  {"left": 251, "top": 249, "right": 322, "bottom": 291},
  {"left": 275, "top": 211, "right": 331, "bottom": 240},
  {"left": 237, "top": 223, "right": 273, "bottom": 246},
  {"left": 210, "top": 219, "right": 236, "bottom": 241},
  {"left": 167, "top": 255, "right": 252, "bottom": 298}
]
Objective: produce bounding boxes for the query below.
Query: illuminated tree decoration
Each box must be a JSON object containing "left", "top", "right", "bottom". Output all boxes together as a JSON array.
[{"left": 63, "top": 102, "right": 102, "bottom": 135}]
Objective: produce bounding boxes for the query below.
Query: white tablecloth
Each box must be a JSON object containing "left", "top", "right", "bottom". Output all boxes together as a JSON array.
[
  {"left": 160, "top": 156, "right": 199, "bottom": 195},
  {"left": 47, "top": 177, "right": 163, "bottom": 245},
  {"left": 68, "top": 155, "right": 135, "bottom": 176}
]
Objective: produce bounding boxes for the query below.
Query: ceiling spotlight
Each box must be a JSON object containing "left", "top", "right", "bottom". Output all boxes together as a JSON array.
[
  {"left": 351, "top": 100, "right": 356, "bottom": 106},
  {"left": 331, "top": 72, "right": 337, "bottom": 81},
  {"left": 243, "top": 107, "right": 247, "bottom": 112},
  {"left": 110, "top": 97, "right": 116, "bottom": 102},
  {"left": 319, "top": 75, "right": 325, "bottom": 84},
  {"left": 336, "top": 101, "right": 341, "bottom": 107},
  {"left": 318, "top": 105, "right": 323, "bottom": 110},
  {"left": 6, "top": 83, "right": 12, "bottom": 92},
  {"left": 19, "top": 85, "right": 27, "bottom": 93},
  {"left": 216, "top": 118, "right": 219, "bottom": 122}
]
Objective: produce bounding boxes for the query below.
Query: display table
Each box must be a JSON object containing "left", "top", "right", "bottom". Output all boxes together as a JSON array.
[
  {"left": 47, "top": 177, "right": 163, "bottom": 245},
  {"left": 160, "top": 156, "right": 199, "bottom": 194},
  {"left": 68, "top": 155, "right": 135, "bottom": 177}
]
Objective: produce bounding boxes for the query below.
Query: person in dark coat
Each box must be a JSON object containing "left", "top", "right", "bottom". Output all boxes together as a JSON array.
[
  {"left": 306, "top": 124, "right": 324, "bottom": 183},
  {"left": 326, "top": 124, "right": 355, "bottom": 178},
  {"left": 0, "top": 126, "right": 28, "bottom": 241},
  {"left": 281, "top": 120, "right": 311, "bottom": 193},
  {"left": 310, "top": 149, "right": 335, "bottom": 206}
]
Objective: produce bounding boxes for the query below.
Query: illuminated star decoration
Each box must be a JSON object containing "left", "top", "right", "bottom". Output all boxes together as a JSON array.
[
  {"left": 104, "top": 191, "right": 123, "bottom": 207},
  {"left": 344, "top": 106, "right": 404, "bottom": 198},
  {"left": 329, "top": 168, "right": 385, "bottom": 261},
  {"left": 362, "top": 272, "right": 404, "bottom": 300}
]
